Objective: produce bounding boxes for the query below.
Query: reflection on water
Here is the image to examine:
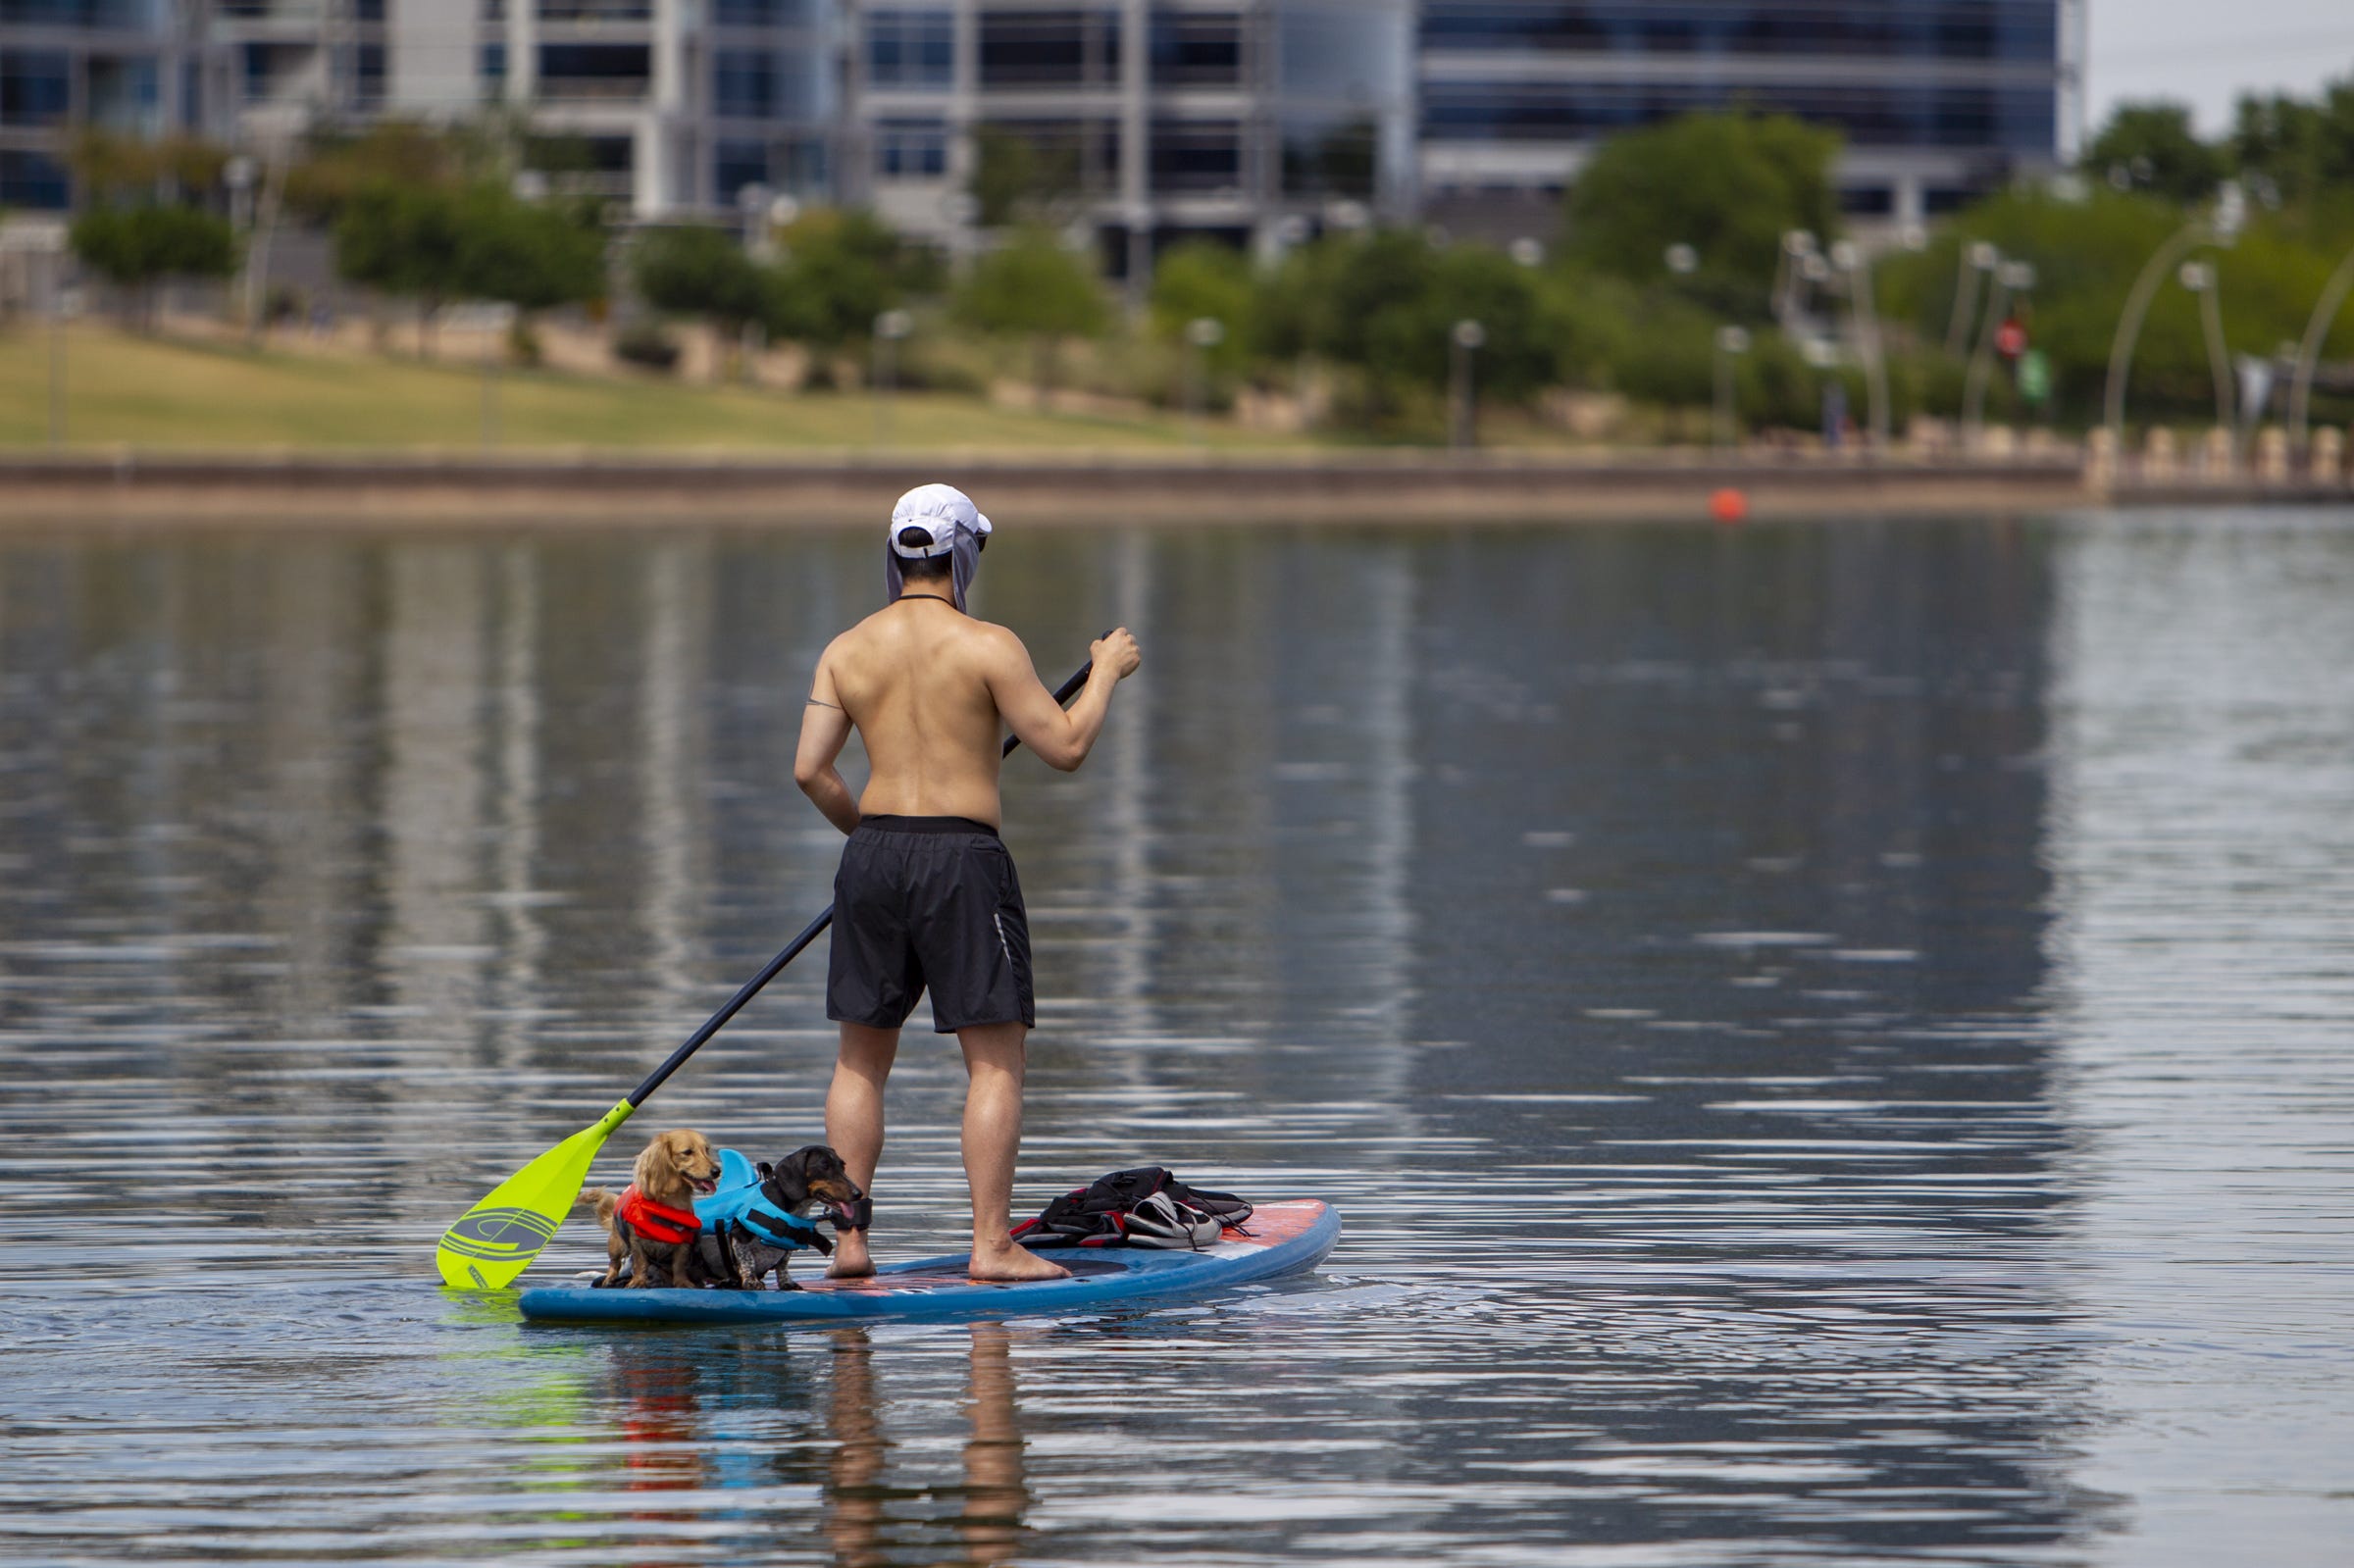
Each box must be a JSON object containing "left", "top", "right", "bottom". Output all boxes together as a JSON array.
[{"left": 0, "top": 512, "right": 2348, "bottom": 1565}]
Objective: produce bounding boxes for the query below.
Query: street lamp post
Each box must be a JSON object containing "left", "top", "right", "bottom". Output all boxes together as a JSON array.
[
  {"left": 225, "top": 154, "right": 256, "bottom": 329},
  {"left": 872, "top": 308, "right": 913, "bottom": 447},
  {"left": 1450, "top": 319, "right": 1485, "bottom": 451},
  {"left": 1714, "top": 325, "right": 1751, "bottom": 449},
  {"left": 1185, "top": 316, "right": 1225, "bottom": 442},
  {"left": 45, "top": 245, "right": 67, "bottom": 450},
  {"left": 1947, "top": 240, "right": 1999, "bottom": 356},
  {"left": 2177, "top": 260, "right": 2234, "bottom": 430},
  {"left": 1964, "top": 259, "right": 2033, "bottom": 446},
  {"left": 739, "top": 182, "right": 774, "bottom": 261},
  {"left": 1830, "top": 239, "right": 1891, "bottom": 451},
  {"left": 480, "top": 303, "right": 516, "bottom": 450},
  {"left": 1773, "top": 229, "right": 1815, "bottom": 329}
]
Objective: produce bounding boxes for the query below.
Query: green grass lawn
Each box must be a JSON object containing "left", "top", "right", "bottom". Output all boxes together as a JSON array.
[{"left": 0, "top": 325, "right": 1300, "bottom": 454}]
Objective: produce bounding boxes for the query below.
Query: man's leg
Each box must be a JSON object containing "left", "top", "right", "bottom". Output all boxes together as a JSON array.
[
  {"left": 826, "top": 1022, "right": 898, "bottom": 1278},
  {"left": 958, "top": 1022, "right": 1069, "bottom": 1282}
]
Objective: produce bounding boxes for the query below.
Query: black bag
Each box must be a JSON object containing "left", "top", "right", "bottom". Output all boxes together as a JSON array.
[{"left": 1011, "top": 1167, "right": 1253, "bottom": 1250}]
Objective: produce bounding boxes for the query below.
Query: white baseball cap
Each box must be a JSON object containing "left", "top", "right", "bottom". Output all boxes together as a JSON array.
[{"left": 889, "top": 483, "right": 993, "bottom": 558}]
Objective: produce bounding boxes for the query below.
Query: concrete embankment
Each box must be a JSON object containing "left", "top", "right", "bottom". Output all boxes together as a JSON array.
[{"left": 0, "top": 452, "right": 2340, "bottom": 528}]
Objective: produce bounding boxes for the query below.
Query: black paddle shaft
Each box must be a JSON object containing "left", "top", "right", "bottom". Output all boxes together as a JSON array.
[{"left": 623, "top": 648, "right": 1104, "bottom": 1110}]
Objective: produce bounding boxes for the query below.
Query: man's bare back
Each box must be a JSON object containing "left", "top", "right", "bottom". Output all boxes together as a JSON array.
[
  {"left": 796, "top": 599, "right": 1139, "bottom": 835},
  {"left": 793, "top": 521, "right": 1139, "bottom": 1284}
]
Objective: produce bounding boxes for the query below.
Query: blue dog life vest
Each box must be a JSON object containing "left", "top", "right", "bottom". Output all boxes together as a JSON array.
[{"left": 692, "top": 1148, "right": 828, "bottom": 1251}]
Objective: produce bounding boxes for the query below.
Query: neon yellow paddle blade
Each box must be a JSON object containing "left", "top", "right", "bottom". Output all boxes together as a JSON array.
[{"left": 436, "top": 1099, "right": 635, "bottom": 1290}]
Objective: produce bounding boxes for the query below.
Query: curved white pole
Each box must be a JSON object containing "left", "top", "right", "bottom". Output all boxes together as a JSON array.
[
  {"left": 2287, "top": 244, "right": 2354, "bottom": 455},
  {"left": 2104, "top": 223, "right": 2212, "bottom": 446}
]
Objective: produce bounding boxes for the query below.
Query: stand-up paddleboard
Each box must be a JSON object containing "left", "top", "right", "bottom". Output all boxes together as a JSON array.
[{"left": 518, "top": 1199, "right": 1338, "bottom": 1328}]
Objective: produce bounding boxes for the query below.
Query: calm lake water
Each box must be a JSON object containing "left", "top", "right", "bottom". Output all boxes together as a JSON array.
[{"left": 1, "top": 508, "right": 2349, "bottom": 1566}]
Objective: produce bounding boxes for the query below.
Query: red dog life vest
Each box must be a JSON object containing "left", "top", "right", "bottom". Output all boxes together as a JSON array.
[{"left": 617, "top": 1184, "right": 702, "bottom": 1244}]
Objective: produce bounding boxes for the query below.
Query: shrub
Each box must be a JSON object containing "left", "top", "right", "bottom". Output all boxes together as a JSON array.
[
  {"left": 70, "top": 203, "right": 238, "bottom": 328},
  {"left": 632, "top": 225, "right": 767, "bottom": 334}
]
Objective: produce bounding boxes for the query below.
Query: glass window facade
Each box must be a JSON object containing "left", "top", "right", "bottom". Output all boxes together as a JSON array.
[
  {"left": 537, "top": 0, "right": 652, "bottom": 20},
  {"left": 875, "top": 118, "right": 947, "bottom": 177},
  {"left": 715, "top": 137, "right": 768, "bottom": 202},
  {"left": 0, "top": 50, "right": 73, "bottom": 126},
  {"left": 867, "top": 9, "right": 953, "bottom": 87},
  {"left": 716, "top": 51, "right": 777, "bottom": 118},
  {"left": 537, "top": 43, "right": 650, "bottom": 96},
  {"left": 1150, "top": 118, "right": 1243, "bottom": 193},
  {"left": 1150, "top": 8, "right": 1243, "bottom": 88},
  {"left": 0, "top": 146, "right": 69, "bottom": 208},
  {"left": 1421, "top": 80, "right": 2056, "bottom": 153},
  {"left": 713, "top": 0, "right": 815, "bottom": 23},
  {"left": 1418, "top": 2, "right": 2059, "bottom": 63},
  {"left": 85, "top": 54, "right": 158, "bottom": 133},
  {"left": 979, "top": 9, "right": 1122, "bottom": 89},
  {"left": 1278, "top": 1, "right": 1408, "bottom": 103},
  {"left": 0, "top": 0, "right": 159, "bottom": 24}
]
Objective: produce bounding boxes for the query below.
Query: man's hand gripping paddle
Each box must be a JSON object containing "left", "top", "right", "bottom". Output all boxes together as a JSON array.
[{"left": 435, "top": 651, "right": 1103, "bottom": 1289}]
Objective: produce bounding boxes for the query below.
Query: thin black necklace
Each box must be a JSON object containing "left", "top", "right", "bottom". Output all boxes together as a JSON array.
[{"left": 897, "top": 593, "right": 955, "bottom": 606}]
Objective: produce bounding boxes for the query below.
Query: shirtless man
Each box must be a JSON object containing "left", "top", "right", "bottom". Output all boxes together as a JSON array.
[{"left": 793, "top": 483, "right": 1141, "bottom": 1282}]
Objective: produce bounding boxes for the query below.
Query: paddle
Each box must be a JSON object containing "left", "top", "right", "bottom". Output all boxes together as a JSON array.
[{"left": 436, "top": 649, "right": 1104, "bottom": 1289}]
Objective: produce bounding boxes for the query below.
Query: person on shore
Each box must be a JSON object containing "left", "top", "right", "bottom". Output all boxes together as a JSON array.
[{"left": 793, "top": 484, "right": 1141, "bottom": 1282}]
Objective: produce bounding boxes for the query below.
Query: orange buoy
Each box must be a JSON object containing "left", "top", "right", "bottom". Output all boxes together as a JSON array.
[{"left": 1709, "top": 487, "right": 1749, "bottom": 526}]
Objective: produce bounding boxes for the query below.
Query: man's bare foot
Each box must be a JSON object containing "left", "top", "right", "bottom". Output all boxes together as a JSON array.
[
  {"left": 969, "top": 1241, "right": 1070, "bottom": 1283},
  {"left": 828, "top": 1230, "right": 876, "bottom": 1279}
]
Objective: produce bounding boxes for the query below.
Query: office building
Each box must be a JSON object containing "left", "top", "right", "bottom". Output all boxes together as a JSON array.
[
  {"left": 7, "top": 1, "right": 2078, "bottom": 246},
  {"left": 1417, "top": 0, "right": 2081, "bottom": 243},
  {"left": 1, "top": 0, "right": 222, "bottom": 209},
  {"left": 842, "top": 0, "right": 1416, "bottom": 277},
  {"left": 484, "top": 0, "right": 838, "bottom": 217},
  {"left": 1, "top": 0, "right": 840, "bottom": 219}
]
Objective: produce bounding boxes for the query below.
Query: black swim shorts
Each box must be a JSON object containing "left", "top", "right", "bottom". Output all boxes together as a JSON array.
[{"left": 826, "top": 815, "right": 1036, "bottom": 1033}]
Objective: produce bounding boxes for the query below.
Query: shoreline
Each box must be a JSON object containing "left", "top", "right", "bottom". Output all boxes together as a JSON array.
[{"left": 0, "top": 451, "right": 2342, "bottom": 527}]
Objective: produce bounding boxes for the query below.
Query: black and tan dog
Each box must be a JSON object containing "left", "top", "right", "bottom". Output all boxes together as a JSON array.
[
  {"left": 700, "top": 1145, "right": 869, "bottom": 1291},
  {"left": 579, "top": 1129, "right": 724, "bottom": 1289}
]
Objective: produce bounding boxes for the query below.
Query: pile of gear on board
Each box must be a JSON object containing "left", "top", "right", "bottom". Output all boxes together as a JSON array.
[
  {"left": 597, "top": 1158, "right": 1253, "bottom": 1287},
  {"left": 1010, "top": 1167, "right": 1254, "bottom": 1251}
]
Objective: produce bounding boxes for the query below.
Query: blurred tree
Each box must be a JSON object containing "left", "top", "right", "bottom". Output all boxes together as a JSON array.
[
  {"left": 1149, "top": 238, "right": 1253, "bottom": 372},
  {"left": 768, "top": 207, "right": 910, "bottom": 348},
  {"left": 631, "top": 223, "right": 768, "bottom": 338},
  {"left": 333, "top": 184, "right": 467, "bottom": 355},
  {"left": 953, "top": 226, "right": 1108, "bottom": 397},
  {"left": 70, "top": 204, "right": 237, "bottom": 329},
  {"left": 1247, "top": 233, "right": 1350, "bottom": 362},
  {"left": 1355, "top": 241, "right": 1553, "bottom": 403},
  {"left": 2084, "top": 102, "right": 2228, "bottom": 204},
  {"left": 455, "top": 189, "right": 605, "bottom": 315},
  {"left": 2231, "top": 79, "right": 2354, "bottom": 210},
  {"left": 1562, "top": 111, "right": 1840, "bottom": 315}
]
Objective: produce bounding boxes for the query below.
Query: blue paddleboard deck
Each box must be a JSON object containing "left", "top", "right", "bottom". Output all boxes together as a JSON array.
[{"left": 518, "top": 1198, "right": 1338, "bottom": 1327}]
